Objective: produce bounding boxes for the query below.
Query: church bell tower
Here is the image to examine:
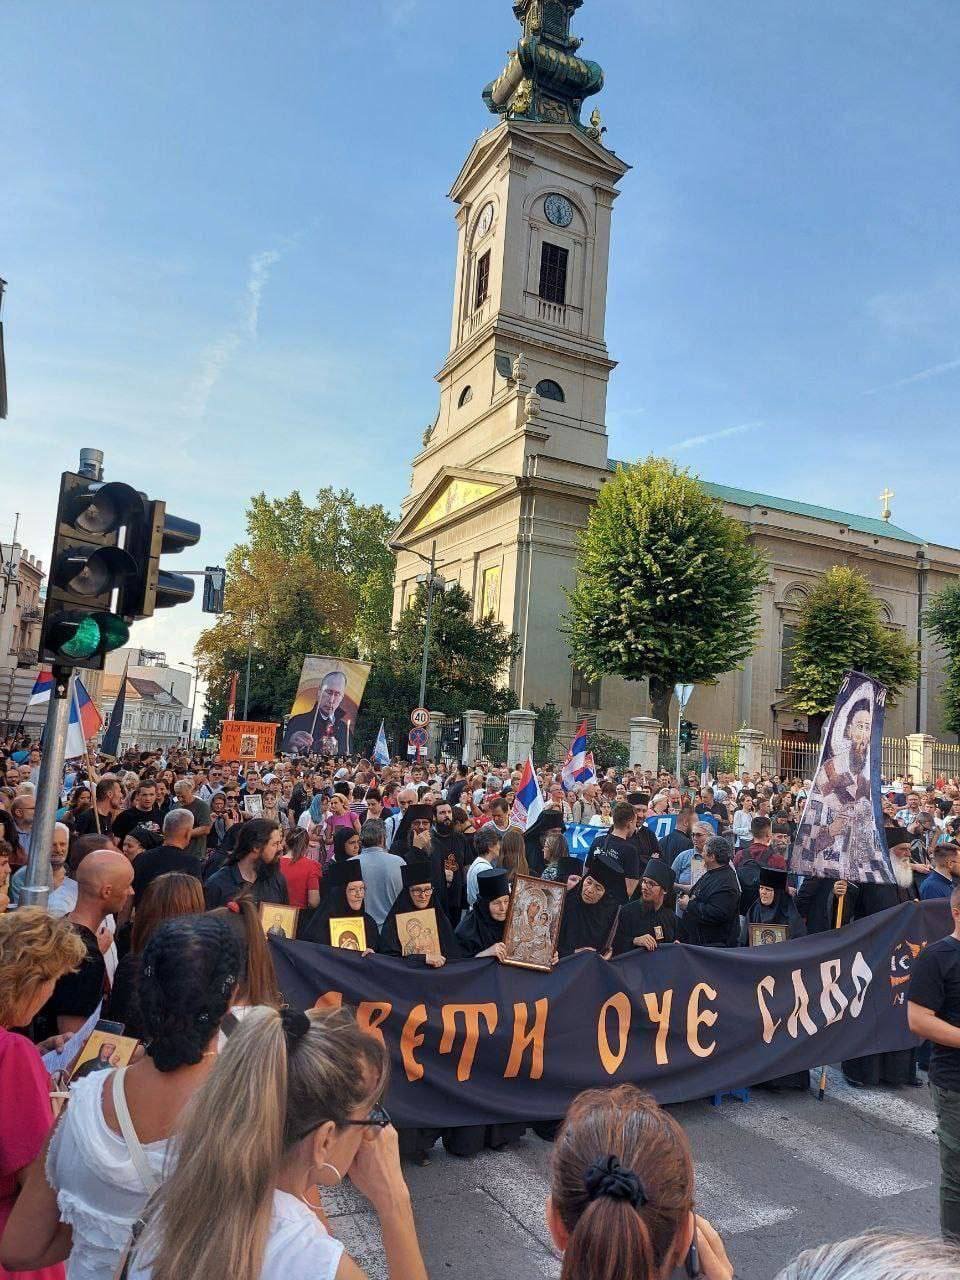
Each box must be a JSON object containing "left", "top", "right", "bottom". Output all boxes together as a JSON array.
[{"left": 393, "top": 1, "right": 630, "bottom": 716}]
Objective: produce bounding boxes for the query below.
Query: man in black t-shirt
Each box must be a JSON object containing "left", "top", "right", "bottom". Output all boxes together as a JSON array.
[
  {"left": 71, "top": 778, "right": 123, "bottom": 840},
  {"left": 908, "top": 884, "right": 960, "bottom": 1240},
  {"left": 112, "top": 780, "right": 164, "bottom": 845},
  {"left": 588, "top": 802, "right": 641, "bottom": 899},
  {"left": 36, "top": 848, "right": 134, "bottom": 1039},
  {"left": 131, "top": 807, "right": 201, "bottom": 906}
]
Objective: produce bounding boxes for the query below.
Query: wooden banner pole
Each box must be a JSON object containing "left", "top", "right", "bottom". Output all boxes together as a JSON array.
[{"left": 817, "top": 887, "right": 847, "bottom": 1100}]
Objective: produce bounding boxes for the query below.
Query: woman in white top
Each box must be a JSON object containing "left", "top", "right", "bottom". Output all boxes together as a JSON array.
[
  {"left": 4, "top": 914, "right": 241, "bottom": 1280},
  {"left": 129, "top": 1005, "right": 427, "bottom": 1280}
]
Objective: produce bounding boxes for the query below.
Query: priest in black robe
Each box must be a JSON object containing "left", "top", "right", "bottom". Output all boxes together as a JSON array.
[
  {"left": 611, "top": 857, "right": 677, "bottom": 956},
  {"left": 842, "top": 826, "right": 921, "bottom": 1088}
]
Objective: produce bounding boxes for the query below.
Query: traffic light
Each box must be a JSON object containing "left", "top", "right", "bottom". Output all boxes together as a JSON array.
[
  {"left": 202, "top": 565, "right": 226, "bottom": 614},
  {"left": 40, "top": 472, "right": 144, "bottom": 669},
  {"left": 679, "top": 719, "right": 698, "bottom": 752},
  {"left": 118, "top": 501, "right": 201, "bottom": 620}
]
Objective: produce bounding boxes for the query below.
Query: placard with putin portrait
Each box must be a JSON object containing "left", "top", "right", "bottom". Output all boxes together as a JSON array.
[{"left": 282, "top": 656, "right": 372, "bottom": 756}]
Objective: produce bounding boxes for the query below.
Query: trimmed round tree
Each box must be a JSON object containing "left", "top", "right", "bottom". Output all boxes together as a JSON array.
[
  {"left": 924, "top": 582, "right": 960, "bottom": 737},
  {"left": 787, "top": 566, "right": 919, "bottom": 738},
  {"left": 566, "top": 457, "right": 767, "bottom": 724}
]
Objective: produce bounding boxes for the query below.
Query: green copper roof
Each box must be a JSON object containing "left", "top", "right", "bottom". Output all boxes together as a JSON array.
[
  {"left": 606, "top": 462, "right": 925, "bottom": 546},
  {"left": 483, "top": 1, "right": 605, "bottom": 135}
]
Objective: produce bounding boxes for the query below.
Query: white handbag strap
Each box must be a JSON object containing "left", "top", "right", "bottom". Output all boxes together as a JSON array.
[{"left": 111, "top": 1067, "right": 160, "bottom": 1194}]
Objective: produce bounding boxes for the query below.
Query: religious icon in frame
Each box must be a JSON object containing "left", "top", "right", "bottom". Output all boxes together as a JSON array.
[
  {"left": 748, "top": 923, "right": 789, "bottom": 947},
  {"left": 243, "top": 793, "right": 264, "bottom": 817},
  {"left": 259, "top": 903, "right": 299, "bottom": 940},
  {"left": 68, "top": 1029, "right": 139, "bottom": 1083},
  {"left": 502, "top": 874, "right": 566, "bottom": 972},
  {"left": 396, "top": 908, "right": 442, "bottom": 957},
  {"left": 329, "top": 917, "right": 366, "bottom": 952}
]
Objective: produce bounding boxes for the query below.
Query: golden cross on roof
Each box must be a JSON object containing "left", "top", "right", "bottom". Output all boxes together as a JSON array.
[{"left": 879, "top": 487, "right": 894, "bottom": 522}]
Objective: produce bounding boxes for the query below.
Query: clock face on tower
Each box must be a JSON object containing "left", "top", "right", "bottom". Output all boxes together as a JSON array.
[
  {"left": 477, "top": 203, "right": 495, "bottom": 238},
  {"left": 544, "top": 193, "right": 574, "bottom": 227}
]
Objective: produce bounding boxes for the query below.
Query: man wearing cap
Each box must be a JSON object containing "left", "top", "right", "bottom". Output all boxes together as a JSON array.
[
  {"left": 612, "top": 859, "right": 678, "bottom": 955},
  {"left": 677, "top": 835, "right": 740, "bottom": 947}
]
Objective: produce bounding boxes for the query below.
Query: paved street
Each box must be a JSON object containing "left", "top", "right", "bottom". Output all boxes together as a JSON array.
[{"left": 326, "top": 1068, "right": 941, "bottom": 1280}]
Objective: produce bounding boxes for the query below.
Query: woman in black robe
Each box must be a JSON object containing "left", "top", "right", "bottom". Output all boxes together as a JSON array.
[
  {"left": 555, "top": 852, "right": 626, "bottom": 959},
  {"left": 523, "top": 809, "right": 566, "bottom": 875},
  {"left": 739, "top": 866, "right": 806, "bottom": 945},
  {"left": 444, "top": 868, "right": 527, "bottom": 1157},
  {"left": 303, "top": 858, "right": 379, "bottom": 953},
  {"left": 741, "top": 867, "right": 810, "bottom": 1092},
  {"left": 454, "top": 867, "right": 510, "bottom": 958},
  {"left": 378, "top": 859, "right": 462, "bottom": 1165}
]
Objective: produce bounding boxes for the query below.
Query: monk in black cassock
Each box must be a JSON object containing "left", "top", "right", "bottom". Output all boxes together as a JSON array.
[
  {"left": 303, "top": 858, "right": 379, "bottom": 952},
  {"left": 377, "top": 859, "right": 461, "bottom": 1166},
  {"left": 429, "top": 799, "right": 469, "bottom": 925},
  {"left": 445, "top": 868, "right": 526, "bottom": 1157},
  {"left": 842, "top": 826, "right": 921, "bottom": 1089},
  {"left": 741, "top": 867, "right": 809, "bottom": 1092},
  {"left": 377, "top": 858, "right": 461, "bottom": 963},
  {"left": 611, "top": 857, "right": 677, "bottom": 956},
  {"left": 739, "top": 866, "right": 805, "bottom": 946},
  {"left": 556, "top": 851, "right": 626, "bottom": 958},
  {"left": 523, "top": 809, "right": 566, "bottom": 876}
]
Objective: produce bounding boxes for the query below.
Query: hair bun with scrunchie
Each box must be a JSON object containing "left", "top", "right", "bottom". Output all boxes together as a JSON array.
[
  {"left": 584, "top": 1155, "right": 647, "bottom": 1208},
  {"left": 280, "top": 1007, "right": 311, "bottom": 1051}
]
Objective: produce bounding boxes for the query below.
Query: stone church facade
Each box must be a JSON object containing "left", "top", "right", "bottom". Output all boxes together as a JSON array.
[{"left": 392, "top": 0, "right": 960, "bottom": 740}]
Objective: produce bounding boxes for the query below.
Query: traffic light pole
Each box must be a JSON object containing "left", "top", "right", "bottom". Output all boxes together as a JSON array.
[{"left": 20, "top": 668, "right": 73, "bottom": 908}]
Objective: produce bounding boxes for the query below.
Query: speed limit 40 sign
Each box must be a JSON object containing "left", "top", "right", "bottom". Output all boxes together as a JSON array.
[{"left": 410, "top": 707, "right": 431, "bottom": 729}]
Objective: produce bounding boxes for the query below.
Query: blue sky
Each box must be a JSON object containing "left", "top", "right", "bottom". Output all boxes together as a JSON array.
[{"left": 3, "top": 0, "right": 960, "bottom": 671}]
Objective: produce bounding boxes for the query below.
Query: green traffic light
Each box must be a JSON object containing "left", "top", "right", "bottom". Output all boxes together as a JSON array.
[
  {"left": 47, "top": 611, "right": 130, "bottom": 662},
  {"left": 60, "top": 616, "right": 102, "bottom": 659}
]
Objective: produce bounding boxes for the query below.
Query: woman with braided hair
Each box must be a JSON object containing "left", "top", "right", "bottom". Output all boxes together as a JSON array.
[
  {"left": 126, "top": 1005, "right": 427, "bottom": 1280},
  {"left": 547, "top": 1085, "right": 733, "bottom": 1280},
  {"left": 2, "top": 915, "right": 242, "bottom": 1280}
]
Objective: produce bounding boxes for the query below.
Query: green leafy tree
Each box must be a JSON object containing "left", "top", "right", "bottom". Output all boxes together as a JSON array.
[
  {"left": 356, "top": 583, "right": 521, "bottom": 748},
  {"left": 924, "top": 583, "right": 960, "bottom": 737},
  {"left": 566, "top": 457, "right": 768, "bottom": 724},
  {"left": 196, "top": 488, "right": 396, "bottom": 726},
  {"left": 787, "top": 566, "right": 919, "bottom": 736}
]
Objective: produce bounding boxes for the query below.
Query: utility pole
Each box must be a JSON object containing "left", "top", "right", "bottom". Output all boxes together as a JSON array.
[
  {"left": 20, "top": 668, "right": 72, "bottom": 908},
  {"left": 418, "top": 540, "right": 438, "bottom": 712},
  {"left": 243, "top": 629, "right": 253, "bottom": 719},
  {"left": 178, "top": 660, "right": 200, "bottom": 743},
  {"left": 674, "top": 682, "right": 693, "bottom": 783}
]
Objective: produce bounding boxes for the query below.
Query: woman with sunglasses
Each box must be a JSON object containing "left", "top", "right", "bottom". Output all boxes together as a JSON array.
[{"left": 125, "top": 1006, "right": 427, "bottom": 1280}]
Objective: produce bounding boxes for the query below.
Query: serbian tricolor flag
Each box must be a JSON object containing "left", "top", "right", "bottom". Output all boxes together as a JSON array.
[
  {"left": 65, "top": 677, "right": 103, "bottom": 759},
  {"left": 700, "top": 732, "right": 712, "bottom": 788},
  {"left": 561, "top": 720, "right": 596, "bottom": 792},
  {"left": 510, "top": 754, "right": 544, "bottom": 831},
  {"left": 28, "top": 669, "right": 54, "bottom": 706}
]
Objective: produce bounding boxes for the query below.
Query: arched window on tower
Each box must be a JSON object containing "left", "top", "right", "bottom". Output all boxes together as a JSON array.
[
  {"left": 458, "top": 386, "right": 473, "bottom": 408},
  {"left": 536, "top": 379, "right": 565, "bottom": 402}
]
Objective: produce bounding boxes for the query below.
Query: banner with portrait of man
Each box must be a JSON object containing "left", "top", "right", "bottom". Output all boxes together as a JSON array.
[
  {"left": 282, "top": 656, "right": 371, "bottom": 756},
  {"left": 791, "top": 670, "right": 894, "bottom": 885}
]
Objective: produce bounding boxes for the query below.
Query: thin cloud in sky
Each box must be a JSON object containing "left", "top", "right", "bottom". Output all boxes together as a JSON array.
[
  {"left": 673, "top": 421, "right": 760, "bottom": 450},
  {"left": 862, "top": 357, "right": 960, "bottom": 397},
  {"left": 182, "top": 240, "right": 294, "bottom": 421}
]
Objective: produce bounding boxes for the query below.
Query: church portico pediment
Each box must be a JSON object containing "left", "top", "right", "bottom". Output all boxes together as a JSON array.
[{"left": 393, "top": 468, "right": 515, "bottom": 543}]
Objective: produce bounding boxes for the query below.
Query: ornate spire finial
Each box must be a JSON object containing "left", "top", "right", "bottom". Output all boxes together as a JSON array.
[
  {"left": 483, "top": 1, "right": 604, "bottom": 133},
  {"left": 879, "top": 487, "right": 894, "bottom": 522}
]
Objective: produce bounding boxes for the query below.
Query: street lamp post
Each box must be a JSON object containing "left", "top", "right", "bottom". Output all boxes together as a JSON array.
[
  {"left": 418, "top": 540, "right": 439, "bottom": 712},
  {"left": 243, "top": 631, "right": 253, "bottom": 720},
  {"left": 177, "top": 661, "right": 200, "bottom": 744}
]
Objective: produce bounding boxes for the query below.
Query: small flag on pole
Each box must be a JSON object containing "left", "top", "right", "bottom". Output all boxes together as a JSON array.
[
  {"left": 65, "top": 677, "right": 103, "bottom": 759},
  {"left": 373, "top": 720, "right": 390, "bottom": 766},
  {"left": 101, "top": 658, "right": 130, "bottom": 759},
  {"left": 561, "top": 720, "right": 596, "bottom": 791},
  {"left": 28, "top": 669, "right": 54, "bottom": 707},
  {"left": 510, "top": 754, "right": 544, "bottom": 831},
  {"left": 700, "top": 732, "right": 712, "bottom": 788}
]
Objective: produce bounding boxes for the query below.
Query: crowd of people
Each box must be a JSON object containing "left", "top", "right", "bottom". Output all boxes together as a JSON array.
[{"left": 1, "top": 731, "right": 959, "bottom": 1277}]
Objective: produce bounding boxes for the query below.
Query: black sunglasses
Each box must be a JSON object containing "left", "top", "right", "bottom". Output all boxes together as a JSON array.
[{"left": 346, "top": 1103, "right": 391, "bottom": 1129}]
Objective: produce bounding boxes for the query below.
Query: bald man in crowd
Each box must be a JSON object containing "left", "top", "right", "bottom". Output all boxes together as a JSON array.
[{"left": 35, "top": 848, "right": 133, "bottom": 1037}]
